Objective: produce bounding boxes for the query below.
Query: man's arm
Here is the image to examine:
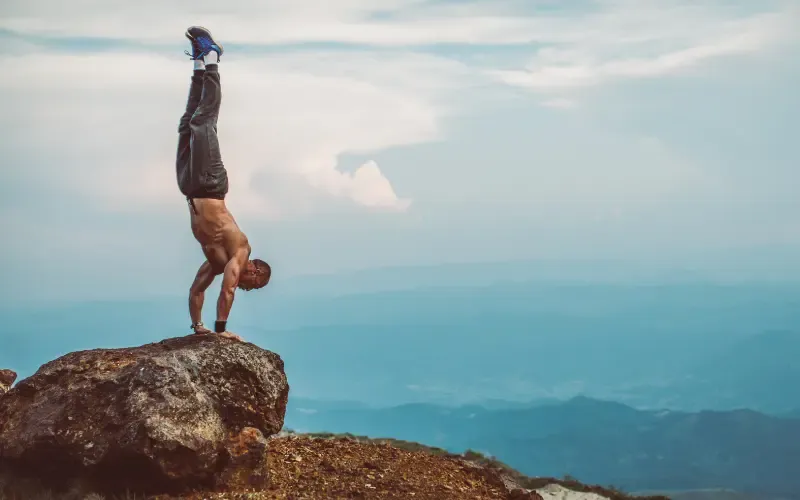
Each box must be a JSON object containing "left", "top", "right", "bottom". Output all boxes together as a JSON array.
[
  {"left": 189, "top": 260, "right": 217, "bottom": 330},
  {"left": 215, "top": 250, "right": 247, "bottom": 330}
]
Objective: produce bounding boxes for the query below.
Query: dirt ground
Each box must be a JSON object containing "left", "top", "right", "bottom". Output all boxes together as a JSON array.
[{"left": 166, "top": 434, "right": 523, "bottom": 500}]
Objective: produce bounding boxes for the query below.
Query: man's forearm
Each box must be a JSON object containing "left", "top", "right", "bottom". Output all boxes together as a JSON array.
[
  {"left": 215, "top": 251, "right": 245, "bottom": 331},
  {"left": 189, "top": 290, "right": 204, "bottom": 324},
  {"left": 216, "top": 288, "right": 235, "bottom": 324},
  {"left": 189, "top": 261, "right": 216, "bottom": 328}
]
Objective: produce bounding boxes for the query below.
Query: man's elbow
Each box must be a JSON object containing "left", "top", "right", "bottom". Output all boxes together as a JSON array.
[{"left": 190, "top": 279, "right": 209, "bottom": 295}]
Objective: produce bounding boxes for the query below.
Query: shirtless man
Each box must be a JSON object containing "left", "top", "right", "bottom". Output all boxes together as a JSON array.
[{"left": 176, "top": 26, "right": 271, "bottom": 339}]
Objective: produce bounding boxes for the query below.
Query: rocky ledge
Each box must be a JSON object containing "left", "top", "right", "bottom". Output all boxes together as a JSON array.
[{"left": 0, "top": 334, "right": 289, "bottom": 495}]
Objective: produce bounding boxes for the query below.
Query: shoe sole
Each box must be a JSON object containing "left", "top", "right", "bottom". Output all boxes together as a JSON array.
[{"left": 185, "top": 26, "right": 224, "bottom": 57}]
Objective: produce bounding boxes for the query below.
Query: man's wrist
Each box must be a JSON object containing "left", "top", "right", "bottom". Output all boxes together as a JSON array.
[{"left": 215, "top": 320, "right": 227, "bottom": 333}]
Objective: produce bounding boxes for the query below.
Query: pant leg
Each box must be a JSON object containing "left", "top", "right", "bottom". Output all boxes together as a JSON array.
[
  {"left": 186, "top": 66, "right": 229, "bottom": 200},
  {"left": 176, "top": 70, "right": 204, "bottom": 197}
]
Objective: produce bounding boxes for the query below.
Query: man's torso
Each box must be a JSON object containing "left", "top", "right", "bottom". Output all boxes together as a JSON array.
[{"left": 188, "top": 198, "right": 249, "bottom": 271}]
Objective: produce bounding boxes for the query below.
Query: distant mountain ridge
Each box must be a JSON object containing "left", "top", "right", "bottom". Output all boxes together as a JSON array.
[
  {"left": 4, "top": 281, "right": 800, "bottom": 413},
  {"left": 285, "top": 396, "right": 800, "bottom": 499},
  {"left": 615, "top": 330, "right": 800, "bottom": 413}
]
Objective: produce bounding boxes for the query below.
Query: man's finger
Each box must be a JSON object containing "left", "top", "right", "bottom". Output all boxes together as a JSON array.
[{"left": 220, "top": 331, "right": 243, "bottom": 342}]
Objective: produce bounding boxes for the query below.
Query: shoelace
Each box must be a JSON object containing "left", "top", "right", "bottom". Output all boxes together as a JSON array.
[{"left": 184, "top": 38, "right": 219, "bottom": 59}]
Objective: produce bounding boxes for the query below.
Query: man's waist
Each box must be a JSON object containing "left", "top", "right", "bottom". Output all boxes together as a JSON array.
[{"left": 187, "top": 196, "right": 226, "bottom": 214}]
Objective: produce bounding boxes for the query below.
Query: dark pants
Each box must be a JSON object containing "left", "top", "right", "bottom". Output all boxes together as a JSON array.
[{"left": 176, "top": 66, "right": 229, "bottom": 205}]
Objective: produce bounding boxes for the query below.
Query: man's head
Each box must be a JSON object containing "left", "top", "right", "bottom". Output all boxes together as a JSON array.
[{"left": 238, "top": 259, "right": 271, "bottom": 291}]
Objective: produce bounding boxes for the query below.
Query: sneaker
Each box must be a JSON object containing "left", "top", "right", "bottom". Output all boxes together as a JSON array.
[{"left": 184, "top": 26, "right": 224, "bottom": 60}]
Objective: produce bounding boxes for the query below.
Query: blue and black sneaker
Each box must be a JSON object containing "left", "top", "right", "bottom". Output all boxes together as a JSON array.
[{"left": 184, "top": 26, "right": 224, "bottom": 60}]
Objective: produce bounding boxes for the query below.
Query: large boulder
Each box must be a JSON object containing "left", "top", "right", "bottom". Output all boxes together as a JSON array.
[
  {"left": 0, "top": 369, "right": 16, "bottom": 395},
  {"left": 0, "top": 334, "right": 289, "bottom": 494}
]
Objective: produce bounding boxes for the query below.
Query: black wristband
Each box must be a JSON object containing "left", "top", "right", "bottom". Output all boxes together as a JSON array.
[{"left": 215, "top": 320, "right": 227, "bottom": 333}]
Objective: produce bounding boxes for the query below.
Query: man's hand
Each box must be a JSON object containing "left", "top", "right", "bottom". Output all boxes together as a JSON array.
[{"left": 218, "top": 331, "right": 243, "bottom": 342}]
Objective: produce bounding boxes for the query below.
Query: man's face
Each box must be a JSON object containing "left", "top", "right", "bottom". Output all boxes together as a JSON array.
[{"left": 238, "top": 259, "right": 271, "bottom": 291}]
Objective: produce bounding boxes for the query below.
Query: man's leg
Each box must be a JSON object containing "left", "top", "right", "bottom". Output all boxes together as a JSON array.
[
  {"left": 187, "top": 53, "right": 229, "bottom": 200},
  {"left": 176, "top": 66, "right": 205, "bottom": 199},
  {"left": 176, "top": 27, "right": 228, "bottom": 201}
]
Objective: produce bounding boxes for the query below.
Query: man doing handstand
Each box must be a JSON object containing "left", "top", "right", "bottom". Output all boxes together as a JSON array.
[{"left": 176, "top": 26, "right": 271, "bottom": 339}]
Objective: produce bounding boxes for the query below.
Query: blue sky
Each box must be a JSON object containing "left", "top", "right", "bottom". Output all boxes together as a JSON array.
[{"left": 1, "top": 0, "right": 799, "bottom": 303}]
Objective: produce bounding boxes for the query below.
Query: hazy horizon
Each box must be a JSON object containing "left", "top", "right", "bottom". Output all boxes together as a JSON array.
[{"left": 4, "top": 265, "right": 799, "bottom": 416}]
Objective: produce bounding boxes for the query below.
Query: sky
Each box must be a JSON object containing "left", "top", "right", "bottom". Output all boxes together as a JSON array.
[{"left": 1, "top": 0, "right": 799, "bottom": 303}]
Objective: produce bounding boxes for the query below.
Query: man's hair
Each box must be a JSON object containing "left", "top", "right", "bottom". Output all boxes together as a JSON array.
[{"left": 238, "top": 259, "right": 271, "bottom": 291}]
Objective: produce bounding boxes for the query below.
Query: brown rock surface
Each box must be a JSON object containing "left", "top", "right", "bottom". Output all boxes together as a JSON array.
[
  {"left": 0, "top": 432, "right": 664, "bottom": 500},
  {"left": 264, "top": 435, "right": 510, "bottom": 499},
  {"left": 0, "top": 369, "right": 15, "bottom": 395},
  {"left": 215, "top": 426, "right": 271, "bottom": 490},
  {"left": 0, "top": 334, "right": 289, "bottom": 495},
  {"left": 156, "top": 434, "right": 524, "bottom": 499},
  {"left": 509, "top": 488, "right": 546, "bottom": 500}
]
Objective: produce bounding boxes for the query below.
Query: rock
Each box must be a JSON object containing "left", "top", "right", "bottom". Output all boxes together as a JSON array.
[
  {"left": 215, "top": 427, "right": 270, "bottom": 490},
  {"left": 509, "top": 488, "right": 545, "bottom": 500},
  {"left": 0, "top": 334, "right": 289, "bottom": 495},
  {"left": 0, "top": 369, "right": 15, "bottom": 395}
]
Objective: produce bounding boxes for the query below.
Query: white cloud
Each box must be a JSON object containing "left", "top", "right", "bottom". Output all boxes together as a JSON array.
[
  {"left": 316, "top": 160, "right": 412, "bottom": 211},
  {"left": 2, "top": 0, "right": 795, "bottom": 52},
  {"left": 0, "top": 0, "right": 795, "bottom": 218},
  {"left": 0, "top": 49, "right": 470, "bottom": 217},
  {"left": 489, "top": 3, "right": 798, "bottom": 94},
  {"left": 0, "top": 0, "right": 580, "bottom": 46}
]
